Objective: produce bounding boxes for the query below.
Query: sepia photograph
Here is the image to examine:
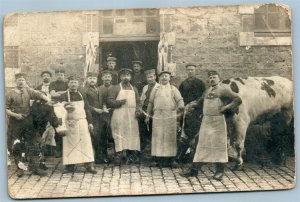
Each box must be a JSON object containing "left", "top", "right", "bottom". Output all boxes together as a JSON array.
[{"left": 3, "top": 3, "right": 295, "bottom": 199}]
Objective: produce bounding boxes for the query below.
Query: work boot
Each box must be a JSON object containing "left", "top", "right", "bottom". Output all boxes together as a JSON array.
[
  {"left": 39, "top": 162, "right": 48, "bottom": 170},
  {"left": 114, "top": 152, "right": 123, "bottom": 165},
  {"left": 213, "top": 172, "right": 224, "bottom": 181},
  {"left": 64, "top": 164, "right": 75, "bottom": 173},
  {"left": 180, "top": 168, "right": 198, "bottom": 177},
  {"left": 85, "top": 163, "right": 97, "bottom": 174},
  {"left": 31, "top": 168, "right": 47, "bottom": 177},
  {"left": 16, "top": 168, "right": 24, "bottom": 177}
]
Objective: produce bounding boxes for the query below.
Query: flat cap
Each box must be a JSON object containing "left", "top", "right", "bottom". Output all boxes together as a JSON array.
[
  {"left": 15, "top": 73, "right": 26, "bottom": 79},
  {"left": 158, "top": 71, "right": 171, "bottom": 77},
  {"left": 107, "top": 56, "right": 117, "bottom": 62},
  {"left": 41, "top": 70, "right": 52, "bottom": 77},
  {"left": 132, "top": 60, "right": 142, "bottom": 66},
  {"left": 101, "top": 70, "right": 112, "bottom": 76},
  {"left": 55, "top": 68, "right": 65, "bottom": 74},
  {"left": 118, "top": 68, "right": 133, "bottom": 75},
  {"left": 86, "top": 72, "right": 98, "bottom": 77},
  {"left": 185, "top": 63, "right": 197, "bottom": 68},
  {"left": 144, "top": 69, "right": 156, "bottom": 75},
  {"left": 208, "top": 70, "right": 219, "bottom": 77},
  {"left": 67, "top": 75, "right": 81, "bottom": 81}
]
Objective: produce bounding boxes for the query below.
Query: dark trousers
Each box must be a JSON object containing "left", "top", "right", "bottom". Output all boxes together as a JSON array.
[
  {"left": 7, "top": 116, "right": 41, "bottom": 168},
  {"left": 138, "top": 115, "right": 152, "bottom": 152},
  {"left": 92, "top": 115, "right": 108, "bottom": 161}
]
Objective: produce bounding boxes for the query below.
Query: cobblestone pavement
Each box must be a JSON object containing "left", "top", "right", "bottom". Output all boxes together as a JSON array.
[{"left": 7, "top": 157, "right": 295, "bottom": 199}]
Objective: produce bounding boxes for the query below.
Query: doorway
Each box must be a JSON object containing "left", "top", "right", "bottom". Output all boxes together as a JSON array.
[{"left": 99, "top": 41, "right": 159, "bottom": 71}]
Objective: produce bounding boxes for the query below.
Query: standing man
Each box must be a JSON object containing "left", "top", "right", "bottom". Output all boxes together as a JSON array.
[
  {"left": 98, "top": 70, "right": 114, "bottom": 162},
  {"left": 107, "top": 68, "right": 141, "bottom": 165},
  {"left": 35, "top": 70, "right": 53, "bottom": 98},
  {"left": 177, "top": 63, "right": 206, "bottom": 162},
  {"left": 49, "top": 68, "right": 68, "bottom": 158},
  {"left": 145, "top": 71, "right": 184, "bottom": 167},
  {"left": 131, "top": 60, "right": 147, "bottom": 95},
  {"left": 6, "top": 73, "right": 51, "bottom": 177},
  {"left": 81, "top": 72, "right": 109, "bottom": 164},
  {"left": 59, "top": 75, "right": 97, "bottom": 174},
  {"left": 139, "top": 69, "right": 159, "bottom": 156},
  {"left": 180, "top": 71, "right": 242, "bottom": 180},
  {"left": 98, "top": 55, "right": 118, "bottom": 86}
]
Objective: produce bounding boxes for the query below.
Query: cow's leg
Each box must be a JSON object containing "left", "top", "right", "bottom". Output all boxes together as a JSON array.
[{"left": 233, "top": 115, "right": 250, "bottom": 170}]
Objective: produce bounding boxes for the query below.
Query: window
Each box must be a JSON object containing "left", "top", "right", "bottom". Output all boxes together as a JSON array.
[
  {"left": 99, "top": 9, "right": 160, "bottom": 40},
  {"left": 254, "top": 4, "right": 291, "bottom": 34}
]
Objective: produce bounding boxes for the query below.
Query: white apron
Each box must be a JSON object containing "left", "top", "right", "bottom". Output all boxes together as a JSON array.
[
  {"left": 62, "top": 91, "right": 94, "bottom": 165},
  {"left": 193, "top": 91, "right": 228, "bottom": 163},
  {"left": 151, "top": 85, "right": 177, "bottom": 157},
  {"left": 111, "top": 84, "right": 140, "bottom": 152}
]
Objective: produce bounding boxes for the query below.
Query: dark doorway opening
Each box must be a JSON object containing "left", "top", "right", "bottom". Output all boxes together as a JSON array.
[{"left": 100, "top": 41, "right": 159, "bottom": 71}]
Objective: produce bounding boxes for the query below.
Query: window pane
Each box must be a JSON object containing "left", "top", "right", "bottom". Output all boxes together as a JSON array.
[
  {"left": 254, "top": 13, "right": 267, "bottom": 30},
  {"left": 268, "top": 13, "right": 281, "bottom": 29},
  {"left": 103, "top": 18, "right": 113, "bottom": 34}
]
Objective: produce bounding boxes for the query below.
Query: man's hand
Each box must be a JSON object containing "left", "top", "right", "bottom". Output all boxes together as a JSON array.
[
  {"left": 119, "top": 99, "right": 127, "bottom": 105},
  {"left": 219, "top": 105, "right": 228, "bottom": 113},
  {"left": 88, "top": 124, "right": 94, "bottom": 135},
  {"left": 94, "top": 108, "right": 104, "bottom": 114},
  {"left": 145, "top": 117, "right": 150, "bottom": 125},
  {"left": 14, "top": 113, "right": 25, "bottom": 120}
]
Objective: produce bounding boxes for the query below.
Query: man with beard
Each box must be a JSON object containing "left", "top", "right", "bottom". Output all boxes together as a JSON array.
[
  {"left": 139, "top": 69, "right": 159, "bottom": 158},
  {"left": 180, "top": 71, "right": 242, "bottom": 181},
  {"left": 107, "top": 68, "right": 141, "bottom": 164},
  {"left": 145, "top": 71, "right": 184, "bottom": 167},
  {"left": 81, "top": 72, "right": 109, "bottom": 164},
  {"left": 98, "top": 55, "right": 119, "bottom": 86},
  {"left": 49, "top": 68, "right": 68, "bottom": 157},
  {"left": 36, "top": 70, "right": 53, "bottom": 98},
  {"left": 177, "top": 64, "right": 206, "bottom": 162},
  {"left": 131, "top": 60, "right": 147, "bottom": 95},
  {"left": 6, "top": 73, "right": 51, "bottom": 177},
  {"left": 35, "top": 70, "right": 56, "bottom": 160},
  {"left": 59, "top": 75, "right": 97, "bottom": 174}
]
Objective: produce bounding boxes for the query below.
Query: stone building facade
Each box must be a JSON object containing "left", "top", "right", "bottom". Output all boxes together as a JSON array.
[{"left": 4, "top": 4, "right": 292, "bottom": 88}]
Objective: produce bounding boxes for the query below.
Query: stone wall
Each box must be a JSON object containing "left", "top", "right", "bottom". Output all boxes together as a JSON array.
[
  {"left": 4, "top": 11, "right": 93, "bottom": 87},
  {"left": 170, "top": 5, "right": 292, "bottom": 87},
  {"left": 3, "top": 5, "right": 292, "bottom": 88}
]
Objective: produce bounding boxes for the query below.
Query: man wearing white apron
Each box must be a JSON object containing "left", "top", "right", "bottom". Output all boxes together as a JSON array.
[
  {"left": 181, "top": 70, "right": 242, "bottom": 180},
  {"left": 59, "top": 75, "right": 97, "bottom": 174},
  {"left": 107, "top": 68, "right": 141, "bottom": 165},
  {"left": 146, "top": 71, "right": 184, "bottom": 167}
]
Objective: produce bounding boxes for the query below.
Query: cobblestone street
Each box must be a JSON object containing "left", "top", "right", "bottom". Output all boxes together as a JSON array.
[{"left": 7, "top": 157, "right": 295, "bottom": 199}]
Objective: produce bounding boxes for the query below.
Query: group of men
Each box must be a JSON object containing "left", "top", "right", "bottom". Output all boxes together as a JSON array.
[{"left": 6, "top": 55, "right": 242, "bottom": 181}]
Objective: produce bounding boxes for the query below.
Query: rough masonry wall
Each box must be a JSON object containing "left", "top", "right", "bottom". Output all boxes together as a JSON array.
[
  {"left": 171, "top": 6, "right": 292, "bottom": 87},
  {"left": 4, "top": 11, "right": 88, "bottom": 87}
]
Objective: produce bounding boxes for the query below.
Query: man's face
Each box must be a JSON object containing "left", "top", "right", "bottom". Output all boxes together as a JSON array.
[
  {"left": 16, "top": 78, "right": 26, "bottom": 88},
  {"left": 42, "top": 73, "right": 51, "bottom": 83},
  {"left": 107, "top": 61, "right": 116, "bottom": 70},
  {"left": 133, "top": 64, "right": 142, "bottom": 74},
  {"left": 102, "top": 74, "right": 112, "bottom": 85},
  {"left": 68, "top": 80, "right": 79, "bottom": 90},
  {"left": 208, "top": 74, "right": 220, "bottom": 86},
  {"left": 56, "top": 73, "right": 65, "bottom": 81},
  {"left": 186, "top": 66, "right": 196, "bottom": 78},
  {"left": 120, "top": 72, "right": 131, "bottom": 84},
  {"left": 159, "top": 73, "right": 170, "bottom": 85},
  {"left": 146, "top": 74, "right": 156, "bottom": 84},
  {"left": 86, "top": 77, "right": 97, "bottom": 86}
]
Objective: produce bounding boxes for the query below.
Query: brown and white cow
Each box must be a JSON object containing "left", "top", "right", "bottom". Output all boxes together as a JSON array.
[{"left": 221, "top": 76, "right": 293, "bottom": 168}]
